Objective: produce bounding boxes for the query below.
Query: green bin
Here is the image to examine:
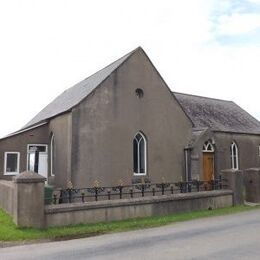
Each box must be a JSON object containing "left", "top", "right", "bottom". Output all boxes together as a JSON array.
[{"left": 44, "top": 185, "right": 54, "bottom": 205}]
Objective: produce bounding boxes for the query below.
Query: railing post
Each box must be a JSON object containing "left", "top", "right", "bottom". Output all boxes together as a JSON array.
[
  {"left": 53, "top": 194, "right": 57, "bottom": 204},
  {"left": 107, "top": 190, "right": 111, "bottom": 200},
  {"left": 68, "top": 189, "right": 72, "bottom": 203},
  {"left": 119, "top": 186, "right": 123, "bottom": 199},
  {"left": 162, "top": 183, "right": 165, "bottom": 195},
  {"left": 141, "top": 184, "right": 145, "bottom": 197},
  {"left": 95, "top": 187, "right": 98, "bottom": 201},
  {"left": 188, "top": 182, "right": 191, "bottom": 192},
  {"left": 81, "top": 192, "right": 85, "bottom": 203},
  {"left": 130, "top": 188, "right": 133, "bottom": 198},
  {"left": 196, "top": 180, "right": 200, "bottom": 192},
  {"left": 180, "top": 182, "right": 183, "bottom": 193}
]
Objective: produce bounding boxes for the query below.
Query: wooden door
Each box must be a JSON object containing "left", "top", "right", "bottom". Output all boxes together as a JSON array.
[{"left": 203, "top": 153, "right": 214, "bottom": 182}]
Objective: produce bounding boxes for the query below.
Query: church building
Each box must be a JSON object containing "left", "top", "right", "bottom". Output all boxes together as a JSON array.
[{"left": 1, "top": 47, "right": 260, "bottom": 188}]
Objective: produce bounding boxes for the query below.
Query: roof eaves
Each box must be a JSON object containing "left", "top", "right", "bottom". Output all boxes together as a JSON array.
[
  {"left": 212, "top": 129, "right": 260, "bottom": 136},
  {"left": 0, "top": 121, "right": 48, "bottom": 140}
]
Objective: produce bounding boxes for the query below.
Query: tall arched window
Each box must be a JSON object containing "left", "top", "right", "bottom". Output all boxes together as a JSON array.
[
  {"left": 50, "top": 134, "right": 55, "bottom": 176},
  {"left": 230, "top": 142, "right": 239, "bottom": 170},
  {"left": 133, "top": 132, "right": 147, "bottom": 175}
]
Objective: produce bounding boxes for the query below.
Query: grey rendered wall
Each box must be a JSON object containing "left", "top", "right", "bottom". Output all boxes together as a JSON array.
[
  {"left": 0, "top": 125, "right": 49, "bottom": 180},
  {"left": 190, "top": 129, "right": 215, "bottom": 180},
  {"left": 214, "top": 132, "right": 260, "bottom": 174},
  {"left": 49, "top": 113, "right": 72, "bottom": 188},
  {"left": 71, "top": 49, "right": 193, "bottom": 187},
  {"left": 191, "top": 131, "right": 260, "bottom": 180}
]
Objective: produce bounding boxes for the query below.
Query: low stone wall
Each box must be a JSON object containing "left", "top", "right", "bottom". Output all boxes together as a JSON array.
[
  {"left": 0, "top": 180, "right": 14, "bottom": 216},
  {"left": 45, "top": 190, "right": 233, "bottom": 227},
  {"left": 0, "top": 172, "right": 234, "bottom": 228}
]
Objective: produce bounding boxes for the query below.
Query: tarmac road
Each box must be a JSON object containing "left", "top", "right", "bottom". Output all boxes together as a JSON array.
[{"left": 1, "top": 209, "right": 260, "bottom": 260}]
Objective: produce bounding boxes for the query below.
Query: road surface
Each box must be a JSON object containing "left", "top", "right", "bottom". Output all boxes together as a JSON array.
[{"left": 1, "top": 209, "right": 260, "bottom": 260}]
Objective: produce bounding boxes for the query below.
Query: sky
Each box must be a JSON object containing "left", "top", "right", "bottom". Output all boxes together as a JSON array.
[{"left": 0, "top": 0, "right": 260, "bottom": 137}]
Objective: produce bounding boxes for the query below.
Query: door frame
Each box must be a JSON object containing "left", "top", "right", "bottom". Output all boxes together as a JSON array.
[{"left": 26, "top": 144, "right": 48, "bottom": 179}]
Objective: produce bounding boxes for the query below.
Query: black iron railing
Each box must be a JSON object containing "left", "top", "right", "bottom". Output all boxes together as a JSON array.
[{"left": 45, "top": 177, "right": 225, "bottom": 205}]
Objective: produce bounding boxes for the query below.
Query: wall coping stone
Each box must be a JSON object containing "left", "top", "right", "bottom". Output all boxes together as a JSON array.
[
  {"left": 221, "top": 169, "right": 243, "bottom": 174},
  {"left": 245, "top": 168, "right": 260, "bottom": 172},
  {"left": 0, "top": 180, "right": 14, "bottom": 188},
  {"left": 13, "top": 171, "right": 46, "bottom": 183},
  {"left": 45, "top": 190, "right": 233, "bottom": 214}
]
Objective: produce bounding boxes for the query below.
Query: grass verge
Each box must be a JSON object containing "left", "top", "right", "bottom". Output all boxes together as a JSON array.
[{"left": 0, "top": 205, "right": 259, "bottom": 242}]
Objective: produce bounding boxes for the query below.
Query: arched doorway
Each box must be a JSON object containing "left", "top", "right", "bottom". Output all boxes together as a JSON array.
[{"left": 202, "top": 140, "right": 215, "bottom": 182}]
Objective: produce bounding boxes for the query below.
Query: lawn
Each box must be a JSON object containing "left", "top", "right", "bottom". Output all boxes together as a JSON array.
[{"left": 0, "top": 205, "right": 259, "bottom": 242}]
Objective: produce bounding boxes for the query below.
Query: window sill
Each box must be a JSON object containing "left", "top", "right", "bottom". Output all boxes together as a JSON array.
[
  {"left": 4, "top": 172, "right": 19, "bottom": 176},
  {"left": 133, "top": 173, "right": 147, "bottom": 176}
]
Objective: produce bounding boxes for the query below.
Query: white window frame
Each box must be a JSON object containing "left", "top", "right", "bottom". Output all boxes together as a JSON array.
[
  {"left": 27, "top": 144, "right": 48, "bottom": 154},
  {"left": 133, "top": 132, "right": 147, "bottom": 176},
  {"left": 4, "top": 152, "right": 20, "bottom": 175},
  {"left": 50, "top": 135, "right": 55, "bottom": 176},
  {"left": 26, "top": 144, "right": 48, "bottom": 171},
  {"left": 231, "top": 142, "right": 239, "bottom": 170},
  {"left": 202, "top": 140, "right": 214, "bottom": 152}
]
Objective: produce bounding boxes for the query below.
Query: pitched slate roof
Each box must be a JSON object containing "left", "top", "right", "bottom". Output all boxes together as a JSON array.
[
  {"left": 174, "top": 92, "right": 260, "bottom": 134},
  {"left": 24, "top": 48, "right": 137, "bottom": 129},
  {"left": 21, "top": 46, "right": 260, "bottom": 136}
]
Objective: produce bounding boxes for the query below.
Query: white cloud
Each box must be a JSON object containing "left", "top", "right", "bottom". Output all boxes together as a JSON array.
[
  {"left": 248, "top": 0, "right": 260, "bottom": 4},
  {"left": 217, "top": 13, "right": 260, "bottom": 35},
  {"left": 0, "top": 0, "right": 260, "bottom": 137}
]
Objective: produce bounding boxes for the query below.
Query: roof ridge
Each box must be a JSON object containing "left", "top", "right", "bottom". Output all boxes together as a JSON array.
[
  {"left": 173, "top": 91, "right": 232, "bottom": 103},
  {"left": 63, "top": 47, "right": 140, "bottom": 94},
  {"left": 84, "top": 47, "right": 140, "bottom": 81}
]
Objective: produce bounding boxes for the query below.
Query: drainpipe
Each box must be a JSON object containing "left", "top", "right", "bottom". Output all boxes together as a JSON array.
[
  {"left": 184, "top": 148, "right": 192, "bottom": 182},
  {"left": 184, "top": 149, "right": 188, "bottom": 182}
]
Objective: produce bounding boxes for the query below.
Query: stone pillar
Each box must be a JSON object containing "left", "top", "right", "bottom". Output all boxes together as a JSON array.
[
  {"left": 221, "top": 169, "right": 244, "bottom": 205},
  {"left": 13, "top": 171, "right": 46, "bottom": 228},
  {"left": 244, "top": 168, "right": 260, "bottom": 203}
]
